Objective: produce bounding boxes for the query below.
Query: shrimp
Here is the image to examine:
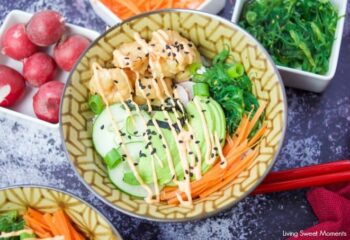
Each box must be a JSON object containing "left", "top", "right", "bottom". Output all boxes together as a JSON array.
[
  {"left": 113, "top": 41, "right": 149, "bottom": 75},
  {"left": 134, "top": 73, "right": 173, "bottom": 104},
  {"left": 89, "top": 63, "right": 135, "bottom": 104},
  {"left": 147, "top": 30, "right": 202, "bottom": 82}
]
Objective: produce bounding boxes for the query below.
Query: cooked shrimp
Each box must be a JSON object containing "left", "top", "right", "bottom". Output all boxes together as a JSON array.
[
  {"left": 89, "top": 63, "right": 135, "bottom": 104},
  {"left": 135, "top": 73, "right": 173, "bottom": 103},
  {"left": 147, "top": 30, "right": 202, "bottom": 81},
  {"left": 113, "top": 41, "right": 149, "bottom": 74}
]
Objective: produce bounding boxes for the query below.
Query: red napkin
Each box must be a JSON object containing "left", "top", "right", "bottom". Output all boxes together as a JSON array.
[{"left": 288, "top": 183, "right": 350, "bottom": 240}]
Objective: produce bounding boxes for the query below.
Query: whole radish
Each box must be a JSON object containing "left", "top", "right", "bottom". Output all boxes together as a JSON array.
[
  {"left": 1, "top": 23, "right": 39, "bottom": 60},
  {"left": 26, "top": 10, "right": 65, "bottom": 46},
  {"left": 33, "top": 81, "right": 64, "bottom": 123},
  {"left": 54, "top": 35, "right": 90, "bottom": 71},
  {"left": 0, "top": 65, "right": 26, "bottom": 107},
  {"left": 23, "top": 52, "right": 57, "bottom": 87}
]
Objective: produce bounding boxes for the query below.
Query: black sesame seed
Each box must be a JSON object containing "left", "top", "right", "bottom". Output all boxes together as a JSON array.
[
  {"left": 185, "top": 170, "right": 189, "bottom": 174},
  {"left": 134, "top": 162, "right": 138, "bottom": 166},
  {"left": 137, "top": 47, "right": 141, "bottom": 50},
  {"left": 100, "top": 125, "right": 104, "bottom": 130},
  {"left": 159, "top": 135, "right": 163, "bottom": 139},
  {"left": 211, "top": 153, "right": 214, "bottom": 158},
  {"left": 190, "top": 173, "right": 193, "bottom": 177},
  {"left": 188, "top": 43, "right": 193, "bottom": 47},
  {"left": 214, "top": 147, "right": 218, "bottom": 151},
  {"left": 202, "top": 110, "right": 206, "bottom": 113},
  {"left": 189, "top": 151, "right": 193, "bottom": 155},
  {"left": 151, "top": 44, "right": 155, "bottom": 46},
  {"left": 114, "top": 80, "right": 119, "bottom": 84},
  {"left": 220, "top": 161, "right": 225, "bottom": 165},
  {"left": 151, "top": 148, "right": 157, "bottom": 155},
  {"left": 172, "top": 53, "right": 176, "bottom": 57},
  {"left": 190, "top": 135, "right": 193, "bottom": 139},
  {"left": 168, "top": 52, "right": 171, "bottom": 57},
  {"left": 184, "top": 51, "right": 189, "bottom": 54},
  {"left": 145, "top": 53, "right": 149, "bottom": 57},
  {"left": 179, "top": 140, "right": 183, "bottom": 144},
  {"left": 126, "top": 62, "right": 130, "bottom": 65},
  {"left": 146, "top": 93, "right": 151, "bottom": 97},
  {"left": 162, "top": 144, "right": 167, "bottom": 149},
  {"left": 191, "top": 114, "right": 195, "bottom": 118},
  {"left": 122, "top": 154, "right": 127, "bottom": 158},
  {"left": 124, "top": 57, "right": 129, "bottom": 60}
]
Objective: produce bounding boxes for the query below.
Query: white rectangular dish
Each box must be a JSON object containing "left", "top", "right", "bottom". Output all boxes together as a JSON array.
[
  {"left": 90, "top": 0, "right": 226, "bottom": 26},
  {"left": 231, "top": 0, "right": 347, "bottom": 93},
  {"left": 0, "top": 10, "right": 100, "bottom": 128}
]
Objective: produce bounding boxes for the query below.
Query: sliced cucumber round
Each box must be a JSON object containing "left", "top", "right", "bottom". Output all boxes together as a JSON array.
[
  {"left": 108, "top": 161, "right": 163, "bottom": 198},
  {"left": 92, "top": 104, "right": 149, "bottom": 158}
]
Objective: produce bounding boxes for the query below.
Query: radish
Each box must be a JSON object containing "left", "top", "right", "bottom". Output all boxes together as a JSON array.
[
  {"left": 54, "top": 35, "right": 90, "bottom": 71},
  {"left": 23, "top": 52, "right": 57, "bottom": 87},
  {"left": 0, "top": 65, "right": 26, "bottom": 107},
  {"left": 26, "top": 10, "right": 65, "bottom": 46},
  {"left": 33, "top": 81, "right": 64, "bottom": 123},
  {"left": 1, "top": 23, "right": 39, "bottom": 60}
]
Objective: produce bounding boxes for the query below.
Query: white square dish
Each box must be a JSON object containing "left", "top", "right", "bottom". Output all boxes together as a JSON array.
[
  {"left": 231, "top": 0, "right": 347, "bottom": 92},
  {"left": 0, "top": 10, "right": 100, "bottom": 128},
  {"left": 89, "top": 0, "right": 226, "bottom": 26}
]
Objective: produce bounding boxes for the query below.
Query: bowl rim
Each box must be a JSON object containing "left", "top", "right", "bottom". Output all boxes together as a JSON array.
[
  {"left": 0, "top": 184, "right": 123, "bottom": 239},
  {"left": 59, "top": 8, "right": 288, "bottom": 222}
]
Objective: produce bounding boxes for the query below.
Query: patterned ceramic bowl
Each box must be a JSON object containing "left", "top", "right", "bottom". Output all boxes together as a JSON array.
[
  {"left": 0, "top": 186, "right": 121, "bottom": 239},
  {"left": 60, "top": 9, "right": 287, "bottom": 221}
]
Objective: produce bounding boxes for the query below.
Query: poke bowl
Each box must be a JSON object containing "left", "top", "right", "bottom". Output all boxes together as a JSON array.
[
  {"left": 60, "top": 9, "right": 287, "bottom": 221},
  {"left": 0, "top": 186, "right": 121, "bottom": 239}
]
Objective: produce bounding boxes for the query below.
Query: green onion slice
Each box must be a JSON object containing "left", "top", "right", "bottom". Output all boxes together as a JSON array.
[
  {"left": 104, "top": 148, "right": 122, "bottom": 169},
  {"left": 188, "top": 63, "right": 202, "bottom": 75},
  {"left": 20, "top": 233, "right": 36, "bottom": 239},
  {"left": 88, "top": 94, "right": 105, "bottom": 115},
  {"left": 227, "top": 63, "right": 244, "bottom": 78},
  {"left": 123, "top": 171, "right": 140, "bottom": 185},
  {"left": 193, "top": 82, "right": 209, "bottom": 97}
]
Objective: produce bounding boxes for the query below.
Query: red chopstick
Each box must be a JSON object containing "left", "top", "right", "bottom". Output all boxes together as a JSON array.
[{"left": 252, "top": 160, "right": 350, "bottom": 195}]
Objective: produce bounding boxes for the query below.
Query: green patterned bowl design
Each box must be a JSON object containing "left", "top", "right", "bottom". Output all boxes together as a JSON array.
[
  {"left": 61, "top": 9, "right": 287, "bottom": 221},
  {"left": 0, "top": 186, "right": 121, "bottom": 239}
]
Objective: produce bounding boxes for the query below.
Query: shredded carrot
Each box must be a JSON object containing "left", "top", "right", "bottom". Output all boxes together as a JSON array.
[
  {"left": 24, "top": 208, "right": 86, "bottom": 239},
  {"left": 100, "top": 0, "right": 205, "bottom": 20},
  {"left": 161, "top": 103, "right": 267, "bottom": 205}
]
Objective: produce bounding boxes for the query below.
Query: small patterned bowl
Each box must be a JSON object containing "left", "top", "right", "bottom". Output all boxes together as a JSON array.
[
  {"left": 0, "top": 186, "right": 121, "bottom": 239},
  {"left": 60, "top": 9, "right": 287, "bottom": 221}
]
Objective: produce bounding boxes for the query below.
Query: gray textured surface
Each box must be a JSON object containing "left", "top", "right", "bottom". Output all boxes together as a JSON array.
[{"left": 0, "top": 0, "right": 349, "bottom": 239}]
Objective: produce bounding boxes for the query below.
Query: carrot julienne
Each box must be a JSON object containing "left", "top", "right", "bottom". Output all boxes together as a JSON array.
[
  {"left": 23, "top": 208, "right": 86, "bottom": 240},
  {"left": 100, "top": 0, "right": 205, "bottom": 20}
]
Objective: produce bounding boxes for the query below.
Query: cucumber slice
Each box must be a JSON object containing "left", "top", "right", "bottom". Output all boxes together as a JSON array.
[
  {"left": 109, "top": 161, "right": 163, "bottom": 198},
  {"left": 92, "top": 104, "right": 149, "bottom": 157}
]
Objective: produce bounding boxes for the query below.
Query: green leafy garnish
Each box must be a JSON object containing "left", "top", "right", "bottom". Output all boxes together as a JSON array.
[
  {"left": 239, "top": 0, "right": 338, "bottom": 74},
  {"left": 0, "top": 211, "right": 25, "bottom": 240},
  {"left": 193, "top": 48, "right": 262, "bottom": 134}
]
